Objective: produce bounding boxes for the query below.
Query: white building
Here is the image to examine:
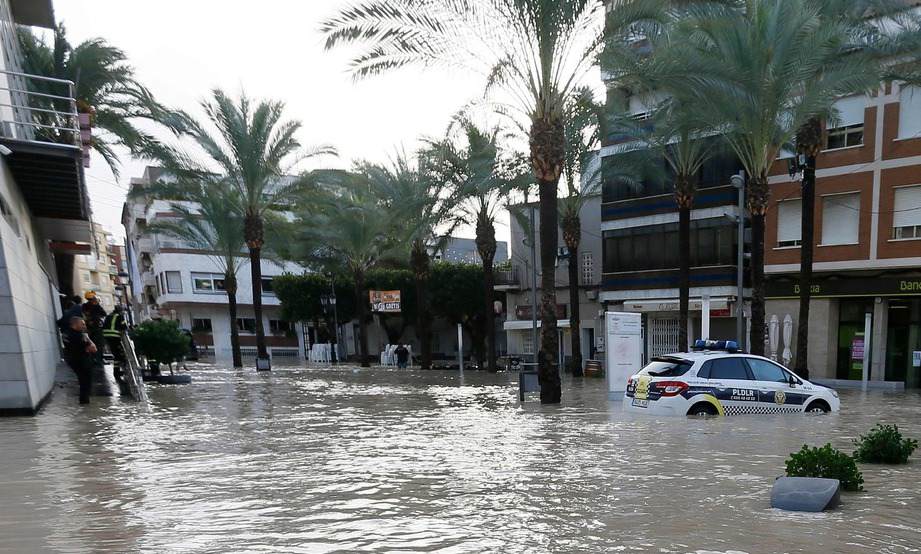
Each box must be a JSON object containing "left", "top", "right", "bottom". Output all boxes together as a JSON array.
[
  {"left": 72, "top": 222, "right": 119, "bottom": 311},
  {"left": 0, "top": 0, "right": 95, "bottom": 414},
  {"left": 122, "top": 167, "right": 307, "bottom": 362}
]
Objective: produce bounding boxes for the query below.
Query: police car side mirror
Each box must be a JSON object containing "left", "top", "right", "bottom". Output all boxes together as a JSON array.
[{"left": 788, "top": 375, "right": 797, "bottom": 388}]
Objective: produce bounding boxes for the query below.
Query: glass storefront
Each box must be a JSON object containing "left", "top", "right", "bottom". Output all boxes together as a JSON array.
[
  {"left": 886, "top": 299, "right": 921, "bottom": 388},
  {"left": 836, "top": 299, "right": 874, "bottom": 380}
]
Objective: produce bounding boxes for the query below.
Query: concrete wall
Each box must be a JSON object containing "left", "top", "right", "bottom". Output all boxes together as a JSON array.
[
  {"left": 0, "top": 160, "right": 62, "bottom": 412},
  {"left": 765, "top": 298, "right": 838, "bottom": 378}
]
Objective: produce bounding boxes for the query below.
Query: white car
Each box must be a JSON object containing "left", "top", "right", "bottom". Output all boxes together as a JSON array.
[{"left": 623, "top": 341, "right": 840, "bottom": 416}]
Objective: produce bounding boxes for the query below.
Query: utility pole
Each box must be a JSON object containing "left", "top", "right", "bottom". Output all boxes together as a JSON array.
[{"left": 529, "top": 204, "right": 539, "bottom": 365}]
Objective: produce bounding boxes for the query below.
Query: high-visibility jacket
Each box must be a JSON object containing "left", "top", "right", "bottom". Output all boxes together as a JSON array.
[{"left": 103, "top": 312, "right": 126, "bottom": 338}]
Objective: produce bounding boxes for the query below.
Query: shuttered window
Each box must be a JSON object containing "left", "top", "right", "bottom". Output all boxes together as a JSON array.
[
  {"left": 821, "top": 193, "right": 860, "bottom": 245},
  {"left": 826, "top": 96, "right": 865, "bottom": 149},
  {"left": 166, "top": 271, "right": 183, "bottom": 293},
  {"left": 899, "top": 86, "right": 921, "bottom": 140},
  {"left": 777, "top": 199, "right": 802, "bottom": 247},
  {"left": 892, "top": 185, "right": 921, "bottom": 239}
]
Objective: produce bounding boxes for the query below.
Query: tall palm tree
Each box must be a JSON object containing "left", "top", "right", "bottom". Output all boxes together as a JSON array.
[
  {"left": 141, "top": 179, "right": 247, "bottom": 368},
  {"left": 18, "top": 25, "right": 172, "bottom": 177},
  {"left": 653, "top": 0, "right": 876, "bottom": 355},
  {"left": 292, "top": 177, "right": 402, "bottom": 367},
  {"left": 558, "top": 89, "right": 601, "bottom": 375},
  {"left": 161, "top": 89, "right": 335, "bottom": 368},
  {"left": 434, "top": 118, "right": 530, "bottom": 372},
  {"left": 322, "top": 0, "right": 606, "bottom": 402},
  {"left": 362, "top": 153, "right": 454, "bottom": 370}
]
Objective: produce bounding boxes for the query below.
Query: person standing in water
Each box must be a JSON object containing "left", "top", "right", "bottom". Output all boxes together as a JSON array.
[{"left": 63, "top": 316, "right": 97, "bottom": 404}]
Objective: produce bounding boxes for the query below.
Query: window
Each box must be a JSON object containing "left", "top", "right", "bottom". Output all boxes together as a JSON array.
[
  {"left": 892, "top": 185, "right": 921, "bottom": 239},
  {"left": 269, "top": 319, "right": 292, "bottom": 334},
  {"left": 581, "top": 252, "right": 594, "bottom": 285},
  {"left": 777, "top": 199, "right": 802, "bottom": 247},
  {"left": 825, "top": 95, "right": 865, "bottom": 149},
  {"left": 237, "top": 318, "right": 257, "bottom": 333},
  {"left": 702, "top": 358, "right": 750, "bottom": 380},
  {"left": 82, "top": 271, "right": 91, "bottom": 284},
  {"left": 603, "top": 219, "right": 736, "bottom": 274},
  {"left": 192, "top": 272, "right": 227, "bottom": 293},
  {"left": 639, "top": 358, "right": 693, "bottom": 377},
  {"left": 191, "top": 318, "right": 212, "bottom": 332},
  {"left": 899, "top": 85, "right": 921, "bottom": 140},
  {"left": 745, "top": 358, "right": 789, "bottom": 383},
  {"left": 261, "top": 277, "right": 275, "bottom": 294},
  {"left": 523, "top": 332, "right": 534, "bottom": 355},
  {"left": 166, "top": 271, "right": 183, "bottom": 293},
  {"left": 821, "top": 193, "right": 860, "bottom": 245}
]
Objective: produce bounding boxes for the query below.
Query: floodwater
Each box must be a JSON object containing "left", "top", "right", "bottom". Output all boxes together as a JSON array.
[{"left": 1, "top": 366, "right": 920, "bottom": 553}]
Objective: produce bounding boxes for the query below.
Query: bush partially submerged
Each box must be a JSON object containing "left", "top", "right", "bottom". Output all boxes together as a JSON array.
[
  {"left": 131, "top": 319, "right": 190, "bottom": 375},
  {"left": 785, "top": 443, "right": 864, "bottom": 492},
  {"left": 853, "top": 424, "right": 918, "bottom": 464}
]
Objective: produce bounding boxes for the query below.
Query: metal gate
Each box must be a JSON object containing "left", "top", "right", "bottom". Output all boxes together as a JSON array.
[{"left": 647, "top": 317, "right": 680, "bottom": 359}]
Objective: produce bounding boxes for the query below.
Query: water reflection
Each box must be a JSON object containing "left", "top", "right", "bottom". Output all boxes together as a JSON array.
[{"left": 1, "top": 366, "right": 920, "bottom": 553}]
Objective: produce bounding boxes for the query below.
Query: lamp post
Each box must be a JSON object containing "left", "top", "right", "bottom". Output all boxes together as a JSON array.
[
  {"left": 321, "top": 283, "right": 339, "bottom": 364},
  {"left": 730, "top": 172, "right": 746, "bottom": 351}
]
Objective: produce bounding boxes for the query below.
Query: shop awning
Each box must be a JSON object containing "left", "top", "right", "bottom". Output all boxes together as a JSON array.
[{"left": 503, "top": 319, "right": 571, "bottom": 331}]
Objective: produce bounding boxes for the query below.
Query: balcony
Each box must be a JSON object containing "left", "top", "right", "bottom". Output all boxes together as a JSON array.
[
  {"left": 494, "top": 267, "right": 521, "bottom": 290},
  {"left": 0, "top": 69, "right": 89, "bottom": 242}
]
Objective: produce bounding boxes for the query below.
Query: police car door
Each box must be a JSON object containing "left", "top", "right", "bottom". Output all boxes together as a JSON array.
[
  {"left": 744, "top": 358, "right": 804, "bottom": 413},
  {"left": 701, "top": 357, "right": 758, "bottom": 415}
]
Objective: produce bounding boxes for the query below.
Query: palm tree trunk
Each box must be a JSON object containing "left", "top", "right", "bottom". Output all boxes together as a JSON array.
[
  {"left": 226, "top": 273, "right": 243, "bottom": 368},
  {"left": 678, "top": 194, "right": 692, "bottom": 351},
  {"left": 248, "top": 245, "right": 269, "bottom": 365},
  {"left": 748, "top": 174, "right": 769, "bottom": 356},
  {"left": 411, "top": 245, "right": 432, "bottom": 370},
  {"left": 476, "top": 217, "right": 498, "bottom": 372},
  {"left": 531, "top": 116, "right": 564, "bottom": 404},
  {"left": 355, "top": 269, "right": 370, "bottom": 367},
  {"left": 562, "top": 214, "right": 582, "bottom": 376},
  {"left": 794, "top": 159, "right": 815, "bottom": 378}
]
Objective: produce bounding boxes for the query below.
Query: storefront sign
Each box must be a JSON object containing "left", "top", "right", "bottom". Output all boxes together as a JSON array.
[
  {"left": 606, "top": 312, "right": 642, "bottom": 396},
  {"left": 767, "top": 276, "right": 921, "bottom": 298},
  {"left": 369, "top": 290, "right": 401, "bottom": 312}
]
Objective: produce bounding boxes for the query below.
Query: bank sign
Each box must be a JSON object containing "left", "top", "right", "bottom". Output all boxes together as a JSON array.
[
  {"left": 369, "top": 290, "right": 401, "bottom": 313},
  {"left": 767, "top": 276, "right": 921, "bottom": 298}
]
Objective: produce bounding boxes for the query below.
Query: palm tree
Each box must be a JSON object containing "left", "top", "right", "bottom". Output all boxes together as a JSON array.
[
  {"left": 652, "top": 0, "right": 878, "bottom": 355},
  {"left": 141, "top": 179, "right": 247, "bottom": 368},
  {"left": 18, "top": 25, "right": 172, "bottom": 177},
  {"left": 292, "top": 177, "right": 402, "bottom": 367},
  {"left": 161, "top": 89, "right": 335, "bottom": 368},
  {"left": 322, "top": 0, "right": 606, "bottom": 402},
  {"left": 558, "top": 90, "right": 601, "bottom": 375},
  {"left": 434, "top": 118, "right": 530, "bottom": 372},
  {"left": 362, "top": 153, "right": 454, "bottom": 370}
]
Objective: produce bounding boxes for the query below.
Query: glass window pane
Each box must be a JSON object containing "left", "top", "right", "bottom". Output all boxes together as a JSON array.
[
  {"left": 746, "top": 358, "right": 789, "bottom": 383},
  {"left": 707, "top": 358, "right": 750, "bottom": 380}
]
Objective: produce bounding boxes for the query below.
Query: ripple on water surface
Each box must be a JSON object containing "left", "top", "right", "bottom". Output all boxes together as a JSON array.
[{"left": 1, "top": 365, "right": 920, "bottom": 553}]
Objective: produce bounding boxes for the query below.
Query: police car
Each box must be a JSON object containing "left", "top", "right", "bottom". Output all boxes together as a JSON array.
[{"left": 624, "top": 340, "right": 840, "bottom": 416}]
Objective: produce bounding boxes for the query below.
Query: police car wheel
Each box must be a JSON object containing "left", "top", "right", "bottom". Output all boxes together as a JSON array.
[
  {"left": 805, "top": 400, "right": 830, "bottom": 413},
  {"left": 687, "top": 403, "right": 718, "bottom": 417}
]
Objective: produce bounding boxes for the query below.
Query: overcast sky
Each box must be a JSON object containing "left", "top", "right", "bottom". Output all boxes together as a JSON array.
[{"left": 49, "top": 0, "right": 507, "bottom": 242}]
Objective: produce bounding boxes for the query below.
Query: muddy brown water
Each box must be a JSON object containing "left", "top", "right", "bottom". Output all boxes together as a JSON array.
[{"left": 1, "top": 365, "right": 920, "bottom": 553}]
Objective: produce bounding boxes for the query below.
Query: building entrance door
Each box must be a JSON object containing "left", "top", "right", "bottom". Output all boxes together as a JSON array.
[
  {"left": 886, "top": 299, "right": 921, "bottom": 388},
  {"left": 647, "top": 316, "right": 680, "bottom": 360}
]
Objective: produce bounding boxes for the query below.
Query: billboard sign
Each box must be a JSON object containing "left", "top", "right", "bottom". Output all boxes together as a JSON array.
[{"left": 369, "top": 290, "right": 401, "bottom": 313}]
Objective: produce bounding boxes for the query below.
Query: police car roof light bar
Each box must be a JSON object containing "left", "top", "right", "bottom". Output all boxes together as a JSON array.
[{"left": 692, "top": 339, "right": 740, "bottom": 352}]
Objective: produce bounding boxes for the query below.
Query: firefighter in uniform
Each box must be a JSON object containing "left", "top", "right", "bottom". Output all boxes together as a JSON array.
[{"left": 103, "top": 305, "right": 128, "bottom": 382}]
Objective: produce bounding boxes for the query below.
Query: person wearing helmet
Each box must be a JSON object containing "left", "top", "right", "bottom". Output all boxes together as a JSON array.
[
  {"left": 103, "top": 305, "right": 128, "bottom": 381},
  {"left": 82, "top": 291, "right": 107, "bottom": 367}
]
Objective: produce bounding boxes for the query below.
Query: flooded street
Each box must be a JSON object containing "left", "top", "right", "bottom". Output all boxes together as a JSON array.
[{"left": 2, "top": 366, "right": 920, "bottom": 553}]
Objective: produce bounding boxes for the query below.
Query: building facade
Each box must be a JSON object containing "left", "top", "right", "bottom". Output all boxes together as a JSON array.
[
  {"left": 0, "top": 0, "right": 94, "bottom": 413},
  {"left": 765, "top": 84, "right": 921, "bottom": 388},
  {"left": 122, "top": 167, "right": 306, "bottom": 362},
  {"left": 432, "top": 236, "right": 509, "bottom": 265},
  {"left": 72, "top": 222, "right": 119, "bottom": 310},
  {"left": 502, "top": 194, "right": 604, "bottom": 368}
]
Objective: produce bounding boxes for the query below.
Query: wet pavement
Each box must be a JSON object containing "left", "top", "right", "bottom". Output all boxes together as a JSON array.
[{"left": 1, "top": 365, "right": 920, "bottom": 553}]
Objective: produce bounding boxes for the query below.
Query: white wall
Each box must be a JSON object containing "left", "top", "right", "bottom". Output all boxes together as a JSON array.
[{"left": 0, "top": 160, "right": 62, "bottom": 412}]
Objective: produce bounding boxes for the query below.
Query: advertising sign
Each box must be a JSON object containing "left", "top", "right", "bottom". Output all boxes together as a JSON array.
[
  {"left": 606, "top": 312, "right": 643, "bottom": 397},
  {"left": 369, "top": 290, "right": 401, "bottom": 313}
]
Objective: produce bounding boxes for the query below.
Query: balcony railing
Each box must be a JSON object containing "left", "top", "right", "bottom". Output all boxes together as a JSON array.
[
  {"left": 0, "top": 69, "right": 80, "bottom": 148},
  {"left": 494, "top": 267, "right": 520, "bottom": 289}
]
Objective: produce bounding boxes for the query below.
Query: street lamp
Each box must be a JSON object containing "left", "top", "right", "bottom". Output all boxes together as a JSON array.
[
  {"left": 321, "top": 284, "right": 339, "bottom": 363},
  {"left": 730, "top": 172, "right": 746, "bottom": 351}
]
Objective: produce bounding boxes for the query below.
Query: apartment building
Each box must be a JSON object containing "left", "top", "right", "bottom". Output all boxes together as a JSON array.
[
  {"left": 432, "top": 236, "right": 509, "bottom": 265},
  {"left": 501, "top": 194, "right": 604, "bottom": 367},
  {"left": 72, "top": 222, "right": 119, "bottom": 310},
  {"left": 765, "top": 83, "right": 921, "bottom": 388},
  {"left": 0, "top": 0, "right": 94, "bottom": 413},
  {"left": 599, "top": 88, "right": 750, "bottom": 361},
  {"left": 122, "top": 167, "right": 306, "bottom": 362}
]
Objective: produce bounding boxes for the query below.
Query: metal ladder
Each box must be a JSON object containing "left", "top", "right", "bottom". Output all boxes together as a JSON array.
[{"left": 120, "top": 332, "right": 148, "bottom": 403}]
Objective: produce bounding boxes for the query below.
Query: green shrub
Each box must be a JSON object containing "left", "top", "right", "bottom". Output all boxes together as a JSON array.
[
  {"left": 131, "top": 319, "right": 190, "bottom": 374},
  {"left": 853, "top": 424, "right": 918, "bottom": 464},
  {"left": 785, "top": 443, "right": 864, "bottom": 492}
]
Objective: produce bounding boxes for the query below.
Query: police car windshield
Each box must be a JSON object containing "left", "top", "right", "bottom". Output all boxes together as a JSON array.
[{"left": 639, "top": 357, "right": 693, "bottom": 377}]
